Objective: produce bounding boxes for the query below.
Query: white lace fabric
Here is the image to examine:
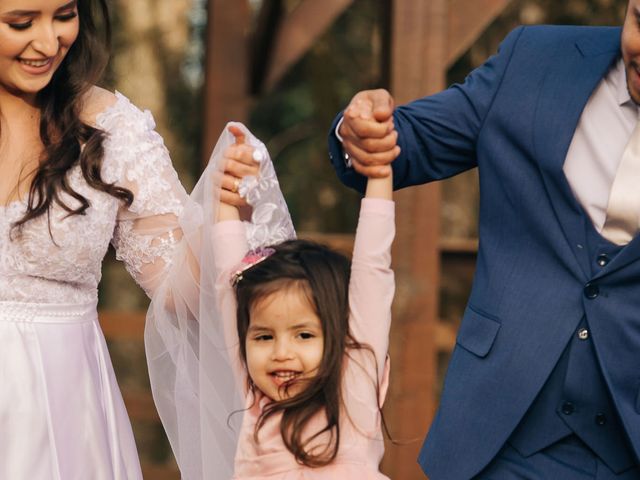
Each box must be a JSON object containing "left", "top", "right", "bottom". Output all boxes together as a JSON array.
[
  {"left": 0, "top": 92, "right": 187, "bottom": 304},
  {"left": 239, "top": 149, "right": 296, "bottom": 251},
  {"left": 0, "top": 91, "right": 185, "bottom": 480}
]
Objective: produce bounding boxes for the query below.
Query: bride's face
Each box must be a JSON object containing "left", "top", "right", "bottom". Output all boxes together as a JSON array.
[{"left": 0, "top": 0, "right": 79, "bottom": 99}]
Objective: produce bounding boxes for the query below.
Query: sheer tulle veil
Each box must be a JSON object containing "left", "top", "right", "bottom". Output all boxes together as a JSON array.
[{"left": 144, "top": 123, "right": 295, "bottom": 479}]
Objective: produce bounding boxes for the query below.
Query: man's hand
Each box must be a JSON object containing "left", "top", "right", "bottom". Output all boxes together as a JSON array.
[{"left": 338, "top": 89, "right": 400, "bottom": 178}]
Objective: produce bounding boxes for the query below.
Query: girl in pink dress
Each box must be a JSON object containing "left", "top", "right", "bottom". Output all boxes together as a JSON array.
[{"left": 210, "top": 128, "right": 395, "bottom": 479}]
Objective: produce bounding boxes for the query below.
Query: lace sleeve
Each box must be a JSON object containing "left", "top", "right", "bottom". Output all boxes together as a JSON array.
[{"left": 99, "top": 93, "right": 188, "bottom": 296}]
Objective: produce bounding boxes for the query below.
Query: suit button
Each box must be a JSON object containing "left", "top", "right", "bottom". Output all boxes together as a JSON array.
[
  {"left": 596, "top": 254, "right": 609, "bottom": 267},
  {"left": 577, "top": 328, "right": 589, "bottom": 340},
  {"left": 584, "top": 283, "right": 599, "bottom": 299},
  {"left": 561, "top": 402, "right": 575, "bottom": 415},
  {"left": 595, "top": 413, "right": 607, "bottom": 426}
]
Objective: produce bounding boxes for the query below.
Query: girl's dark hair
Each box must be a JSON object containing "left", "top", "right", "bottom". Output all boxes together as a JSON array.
[
  {"left": 235, "top": 239, "right": 380, "bottom": 467},
  {"left": 13, "top": 0, "right": 133, "bottom": 232}
]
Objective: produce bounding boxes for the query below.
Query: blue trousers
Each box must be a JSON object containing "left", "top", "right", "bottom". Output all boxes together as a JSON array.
[{"left": 474, "top": 436, "right": 640, "bottom": 480}]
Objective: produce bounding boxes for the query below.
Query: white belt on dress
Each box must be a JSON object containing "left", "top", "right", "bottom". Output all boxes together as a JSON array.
[{"left": 0, "top": 301, "right": 97, "bottom": 324}]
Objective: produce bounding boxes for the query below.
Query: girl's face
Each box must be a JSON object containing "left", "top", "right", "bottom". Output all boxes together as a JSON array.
[
  {"left": 0, "top": 0, "right": 79, "bottom": 99},
  {"left": 246, "top": 285, "right": 324, "bottom": 401}
]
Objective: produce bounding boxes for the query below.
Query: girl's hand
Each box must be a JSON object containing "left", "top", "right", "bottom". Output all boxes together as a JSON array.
[{"left": 217, "top": 125, "right": 261, "bottom": 221}]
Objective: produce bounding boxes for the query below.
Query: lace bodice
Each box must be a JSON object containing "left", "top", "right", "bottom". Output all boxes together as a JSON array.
[{"left": 0, "top": 92, "right": 187, "bottom": 304}]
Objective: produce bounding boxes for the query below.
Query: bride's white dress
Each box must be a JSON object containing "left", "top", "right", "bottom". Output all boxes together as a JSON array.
[{"left": 0, "top": 93, "right": 189, "bottom": 480}]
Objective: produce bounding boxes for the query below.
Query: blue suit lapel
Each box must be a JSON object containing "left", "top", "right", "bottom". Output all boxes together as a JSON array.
[{"left": 533, "top": 28, "right": 621, "bottom": 280}]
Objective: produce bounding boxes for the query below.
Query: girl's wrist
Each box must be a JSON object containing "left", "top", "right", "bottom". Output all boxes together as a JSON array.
[
  {"left": 364, "top": 173, "right": 393, "bottom": 200},
  {"left": 217, "top": 201, "right": 240, "bottom": 222}
]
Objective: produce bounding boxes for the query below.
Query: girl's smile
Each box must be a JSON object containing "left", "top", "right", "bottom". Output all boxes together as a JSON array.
[{"left": 270, "top": 369, "right": 303, "bottom": 388}]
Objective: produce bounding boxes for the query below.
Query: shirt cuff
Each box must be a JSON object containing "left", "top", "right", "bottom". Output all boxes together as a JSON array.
[
  {"left": 335, "top": 116, "right": 345, "bottom": 143},
  {"left": 334, "top": 117, "right": 353, "bottom": 168}
]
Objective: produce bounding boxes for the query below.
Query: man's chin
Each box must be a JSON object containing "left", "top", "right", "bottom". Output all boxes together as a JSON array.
[
  {"left": 626, "top": 64, "right": 640, "bottom": 105},
  {"left": 628, "top": 84, "right": 640, "bottom": 105}
]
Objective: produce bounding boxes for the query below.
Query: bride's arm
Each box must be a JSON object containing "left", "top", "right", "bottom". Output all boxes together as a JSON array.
[{"left": 96, "top": 94, "right": 267, "bottom": 478}]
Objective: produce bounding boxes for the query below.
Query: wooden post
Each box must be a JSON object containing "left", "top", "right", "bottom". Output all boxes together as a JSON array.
[
  {"left": 202, "top": 0, "right": 251, "bottom": 165},
  {"left": 381, "top": 1, "right": 447, "bottom": 478},
  {"left": 381, "top": 1, "right": 512, "bottom": 478}
]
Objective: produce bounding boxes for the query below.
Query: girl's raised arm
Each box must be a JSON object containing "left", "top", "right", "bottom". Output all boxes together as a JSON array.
[
  {"left": 365, "top": 172, "right": 393, "bottom": 200},
  {"left": 343, "top": 170, "right": 395, "bottom": 433}
]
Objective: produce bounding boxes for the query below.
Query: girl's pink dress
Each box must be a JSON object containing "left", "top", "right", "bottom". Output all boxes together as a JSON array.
[{"left": 212, "top": 198, "right": 395, "bottom": 479}]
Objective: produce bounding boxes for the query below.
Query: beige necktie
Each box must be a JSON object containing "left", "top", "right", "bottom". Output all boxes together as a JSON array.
[{"left": 601, "top": 121, "right": 640, "bottom": 245}]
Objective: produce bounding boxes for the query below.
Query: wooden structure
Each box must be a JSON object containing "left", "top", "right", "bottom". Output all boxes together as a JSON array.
[{"left": 99, "top": 1, "right": 513, "bottom": 478}]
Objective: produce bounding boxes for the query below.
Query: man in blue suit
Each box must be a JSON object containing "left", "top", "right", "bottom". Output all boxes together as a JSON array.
[{"left": 329, "top": 2, "right": 640, "bottom": 479}]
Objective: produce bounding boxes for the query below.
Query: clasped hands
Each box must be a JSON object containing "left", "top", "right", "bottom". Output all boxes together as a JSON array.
[{"left": 338, "top": 88, "right": 401, "bottom": 178}]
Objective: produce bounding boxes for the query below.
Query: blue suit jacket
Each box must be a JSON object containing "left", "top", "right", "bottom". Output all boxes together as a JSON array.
[{"left": 329, "top": 25, "right": 640, "bottom": 479}]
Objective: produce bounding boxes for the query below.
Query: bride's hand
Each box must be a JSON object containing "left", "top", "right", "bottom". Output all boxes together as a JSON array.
[{"left": 220, "top": 125, "right": 261, "bottom": 208}]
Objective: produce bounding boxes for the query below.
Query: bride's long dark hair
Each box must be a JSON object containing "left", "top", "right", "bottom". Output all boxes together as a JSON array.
[{"left": 12, "top": 0, "right": 133, "bottom": 232}]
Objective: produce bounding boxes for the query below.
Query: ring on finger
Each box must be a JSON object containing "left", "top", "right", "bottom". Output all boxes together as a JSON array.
[
  {"left": 343, "top": 151, "right": 353, "bottom": 168},
  {"left": 232, "top": 178, "right": 240, "bottom": 193}
]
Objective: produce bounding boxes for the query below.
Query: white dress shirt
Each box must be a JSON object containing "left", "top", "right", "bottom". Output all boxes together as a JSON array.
[{"left": 563, "top": 57, "right": 639, "bottom": 232}]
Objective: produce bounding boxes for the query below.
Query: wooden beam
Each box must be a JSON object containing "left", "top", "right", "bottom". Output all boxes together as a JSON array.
[
  {"left": 447, "top": 0, "right": 513, "bottom": 66},
  {"left": 202, "top": 0, "right": 251, "bottom": 165},
  {"left": 141, "top": 464, "right": 180, "bottom": 480},
  {"left": 298, "top": 231, "right": 354, "bottom": 256},
  {"left": 123, "top": 390, "right": 160, "bottom": 422},
  {"left": 99, "top": 310, "right": 145, "bottom": 340},
  {"left": 263, "top": 0, "right": 354, "bottom": 92}
]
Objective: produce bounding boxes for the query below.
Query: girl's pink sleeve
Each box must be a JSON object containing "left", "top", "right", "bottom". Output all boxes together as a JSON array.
[
  {"left": 212, "top": 220, "right": 249, "bottom": 272},
  {"left": 211, "top": 220, "right": 250, "bottom": 390},
  {"left": 342, "top": 198, "right": 395, "bottom": 434},
  {"left": 349, "top": 197, "right": 395, "bottom": 380}
]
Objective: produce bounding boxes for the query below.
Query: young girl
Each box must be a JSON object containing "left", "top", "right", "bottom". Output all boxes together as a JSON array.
[{"left": 211, "top": 127, "right": 395, "bottom": 478}]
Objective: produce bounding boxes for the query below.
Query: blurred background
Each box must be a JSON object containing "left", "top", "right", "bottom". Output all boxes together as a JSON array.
[{"left": 97, "top": 0, "right": 627, "bottom": 478}]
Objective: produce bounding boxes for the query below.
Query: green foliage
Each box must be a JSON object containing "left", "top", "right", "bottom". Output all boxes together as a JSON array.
[
  {"left": 449, "top": 0, "right": 626, "bottom": 85},
  {"left": 249, "top": 1, "right": 386, "bottom": 233}
]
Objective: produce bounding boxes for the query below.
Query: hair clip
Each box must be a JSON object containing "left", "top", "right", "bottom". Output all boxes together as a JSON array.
[{"left": 230, "top": 247, "right": 276, "bottom": 286}]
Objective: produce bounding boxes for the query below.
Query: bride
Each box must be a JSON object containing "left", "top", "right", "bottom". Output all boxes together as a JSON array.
[{"left": 0, "top": 0, "right": 268, "bottom": 478}]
